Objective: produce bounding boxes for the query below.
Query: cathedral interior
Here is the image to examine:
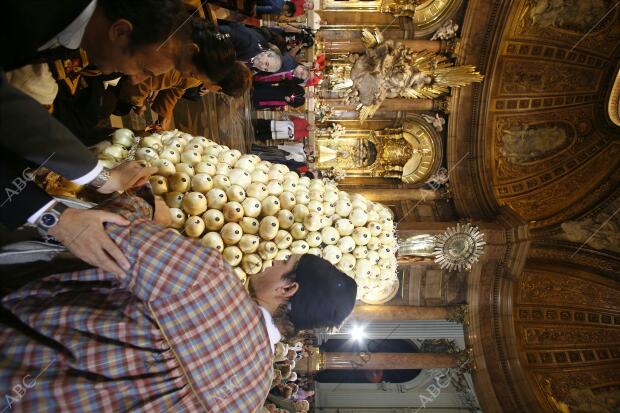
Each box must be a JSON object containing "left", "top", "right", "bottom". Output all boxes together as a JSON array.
[
  {"left": 264, "top": 0, "right": 620, "bottom": 411},
  {"left": 2, "top": 0, "right": 619, "bottom": 412}
]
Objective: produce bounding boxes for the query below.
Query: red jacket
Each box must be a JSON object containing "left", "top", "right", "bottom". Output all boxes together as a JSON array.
[
  {"left": 292, "top": 0, "right": 305, "bottom": 16},
  {"left": 291, "top": 116, "right": 310, "bottom": 141}
]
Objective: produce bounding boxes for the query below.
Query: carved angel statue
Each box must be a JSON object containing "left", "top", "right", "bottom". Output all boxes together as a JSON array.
[
  {"left": 321, "top": 167, "right": 347, "bottom": 182},
  {"left": 316, "top": 123, "right": 346, "bottom": 139},
  {"left": 430, "top": 19, "right": 459, "bottom": 40},
  {"left": 421, "top": 113, "right": 446, "bottom": 132},
  {"left": 344, "top": 28, "right": 484, "bottom": 121},
  {"left": 327, "top": 123, "right": 346, "bottom": 139}
]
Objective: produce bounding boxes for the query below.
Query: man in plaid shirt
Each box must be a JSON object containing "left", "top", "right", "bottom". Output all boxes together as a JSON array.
[{"left": 0, "top": 192, "right": 357, "bottom": 412}]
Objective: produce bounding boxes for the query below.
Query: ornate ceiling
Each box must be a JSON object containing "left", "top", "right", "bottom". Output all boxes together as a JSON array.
[
  {"left": 450, "top": 0, "right": 620, "bottom": 230},
  {"left": 449, "top": 1, "right": 620, "bottom": 412}
]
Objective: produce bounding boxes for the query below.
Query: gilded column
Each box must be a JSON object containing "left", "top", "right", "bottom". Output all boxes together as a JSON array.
[
  {"left": 321, "top": 98, "right": 434, "bottom": 112},
  {"left": 325, "top": 39, "right": 443, "bottom": 54},
  {"left": 343, "top": 188, "right": 440, "bottom": 202}
]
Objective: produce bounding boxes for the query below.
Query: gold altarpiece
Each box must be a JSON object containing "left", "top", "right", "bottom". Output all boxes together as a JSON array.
[
  {"left": 315, "top": 116, "right": 442, "bottom": 184},
  {"left": 319, "top": 0, "right": 464, "bottom": 35}
]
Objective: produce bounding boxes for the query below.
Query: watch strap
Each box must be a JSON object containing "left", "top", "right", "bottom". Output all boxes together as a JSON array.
[
  {"left": 89, "top": 167, "right": 111, "bottom": 189},
  {"left": 36, "top": 202, "right": 68, "bottom": 240}
]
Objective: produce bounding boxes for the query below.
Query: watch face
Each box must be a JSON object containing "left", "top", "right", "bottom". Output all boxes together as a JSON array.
[{"left": 41, "top": 213, "right": 58, "bottom": 227}]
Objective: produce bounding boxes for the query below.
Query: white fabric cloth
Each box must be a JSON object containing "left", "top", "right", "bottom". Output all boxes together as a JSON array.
[
  {"left": 38, "top": 0, "right": 98, "bottom": 50},
  {"left": 308, "top": 11, "right": 322, "bottom": 32},
  {"left": 259, "top": 307, "right": 283, "bottom": 353},
  {"left": 270, "top": 120, "right": 294, "bottom": 140},
  {"left": 278, "top": 143, "right": 306, "bottom": 162},
  {"left": 4, "top": 64, "right": 58, "bottom": 106}
]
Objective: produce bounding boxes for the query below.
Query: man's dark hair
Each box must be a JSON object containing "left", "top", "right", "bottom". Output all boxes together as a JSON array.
[
  {"left": 99, "top": 0, "right": 186, "bottom": 49},
  {"left": 190, "top": 19, "right": 237, "bottom": 83},
  {"left": 283, "top": 1, "right": 297, "bottom": 17}
]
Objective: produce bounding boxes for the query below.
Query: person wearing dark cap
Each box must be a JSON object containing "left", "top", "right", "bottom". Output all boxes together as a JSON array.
[
  {"left": 0, "top": 190, "right": 356, "bottom": 412},
  {"left": 250, "top": 254, "right": 357, "bottom": 337}
]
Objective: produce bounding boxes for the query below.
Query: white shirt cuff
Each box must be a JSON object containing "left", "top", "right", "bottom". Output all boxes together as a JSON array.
[
  {"left": 72, "top": 161, "right": 103, "bottom": 185},
  {"left": 27, "top": 200, "right": 56, "bottom": 224}
]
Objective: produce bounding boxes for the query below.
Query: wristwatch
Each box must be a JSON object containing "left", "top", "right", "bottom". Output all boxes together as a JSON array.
[
  {"left": 36, "top": 202, "right": 68, "bottom": 240},
  {"left": 89, "top": 167, "right": 111, "bottom": 190}
]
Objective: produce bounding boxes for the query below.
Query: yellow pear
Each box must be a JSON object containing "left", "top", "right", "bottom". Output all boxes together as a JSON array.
[{"left": 202, "top": 209, "right": 225, "bottom": 231}]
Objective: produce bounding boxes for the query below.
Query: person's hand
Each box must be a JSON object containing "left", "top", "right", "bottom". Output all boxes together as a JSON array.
[
  {"left": 98, "top": 161, "right": 158, "bottom": 194},
  {"left": 133, "top": 105, "right": 146, "bottom": 116},
  {"left": 48, "top": 208, "right": 130, "bottom": 276},
  {"left": 158, "top": 116, "right": 171, "bottom": 130},
  {"left": 153, "top": 196, "right": 171, "bottom": 226}
]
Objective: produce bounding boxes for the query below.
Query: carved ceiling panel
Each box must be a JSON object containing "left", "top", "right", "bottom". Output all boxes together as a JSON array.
[
  {"left": 515, "top": 266, "right": 620, "bottom": 413},
  {"left": 482, "top": 0, "right": 620, "bottom": 228},
  {"left": 512, "top": 0, "right": 620, "bottom": 57}
]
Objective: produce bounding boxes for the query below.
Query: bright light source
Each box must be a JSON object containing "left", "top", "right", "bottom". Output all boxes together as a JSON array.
[{"left": 350, "top": 325, "right": 366, "bottom": 341}]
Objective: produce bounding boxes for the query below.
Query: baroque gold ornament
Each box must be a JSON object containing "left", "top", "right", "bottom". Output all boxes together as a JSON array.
[
  {"left": 433, "top": 223, "right": 486, "bottom": 271},
  {"left": 339, "top": 28, "right": 484, "bottom": 121}
]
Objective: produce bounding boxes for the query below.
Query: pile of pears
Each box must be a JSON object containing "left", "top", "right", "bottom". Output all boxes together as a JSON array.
[{"left": 99, "top": 129, "right": 399, "bottom": 301}]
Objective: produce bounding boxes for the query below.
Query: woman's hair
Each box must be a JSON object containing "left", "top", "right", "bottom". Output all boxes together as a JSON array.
[
  {"left": 218, "top": 61, "right": 253, "bottom": 97},
  {"left": 100, "top": 0, "right": 185, "bottom": 50},
  {"left": 283, "top": 1, "right": 297, "bottom": 16},
  {"left": 190, "top": 19, "right": 236, "bottom": 82}
]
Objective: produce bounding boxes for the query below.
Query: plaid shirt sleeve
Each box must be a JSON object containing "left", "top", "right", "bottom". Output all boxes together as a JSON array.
[{"left": 100, "top": 193, "right": 225, "bottom": 302}]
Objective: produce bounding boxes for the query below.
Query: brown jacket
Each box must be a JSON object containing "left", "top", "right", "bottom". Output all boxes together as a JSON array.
[{"left": 118, "top": 70, "right": 203, "bottom": 119}]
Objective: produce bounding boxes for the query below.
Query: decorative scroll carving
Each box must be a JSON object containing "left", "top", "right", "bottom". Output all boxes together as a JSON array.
[
  {"left": 499, "top": 59, "right": 600, "bottom": 95},
  {"left": 535, "top": 368, "right": 620, "bottom": 412},
  {"left": 528, "top": 243, "right": 620, "bottom": 279},
  {"left": 519, "top": 270, "right": 620, "bottom": 311},
  {"left": 379, "top": 0, "right": 423, "bottom": 19},
  {"left": 447, "top": 304, "right": 469, "bottom": 325}
]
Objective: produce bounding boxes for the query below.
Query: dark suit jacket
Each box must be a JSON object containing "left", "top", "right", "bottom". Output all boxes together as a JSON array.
[
  {"left": 1, "top": 0, "right": 92, "bottom": 71},
  {"left": 0, "top": 0, "right": 98, "bottom": 229},
  {"left": 219, "top": 22, "right": 268, "bottom": 62}
]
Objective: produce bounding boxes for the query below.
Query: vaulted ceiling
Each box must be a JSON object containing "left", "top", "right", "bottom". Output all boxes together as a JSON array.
[{"left": 450, "top": 1, "right": 620, "bottom": 412}]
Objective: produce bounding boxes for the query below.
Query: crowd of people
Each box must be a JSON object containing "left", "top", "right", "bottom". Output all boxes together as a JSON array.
[{"left": 0, "top": 1, "right": 352, "bottom": 412}]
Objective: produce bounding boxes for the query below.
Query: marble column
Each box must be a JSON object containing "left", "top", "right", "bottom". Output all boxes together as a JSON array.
[
  {"left": 324, "top": 352, "right": 457, "bottom": 369},
  {"left": 351, "top": 305, "right": 450, "bottom": 320}
]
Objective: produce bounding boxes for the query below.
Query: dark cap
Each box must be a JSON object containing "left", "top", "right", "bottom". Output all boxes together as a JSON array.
[{"left": 289, "top": 254, "right": 358, "bottom": 331}]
